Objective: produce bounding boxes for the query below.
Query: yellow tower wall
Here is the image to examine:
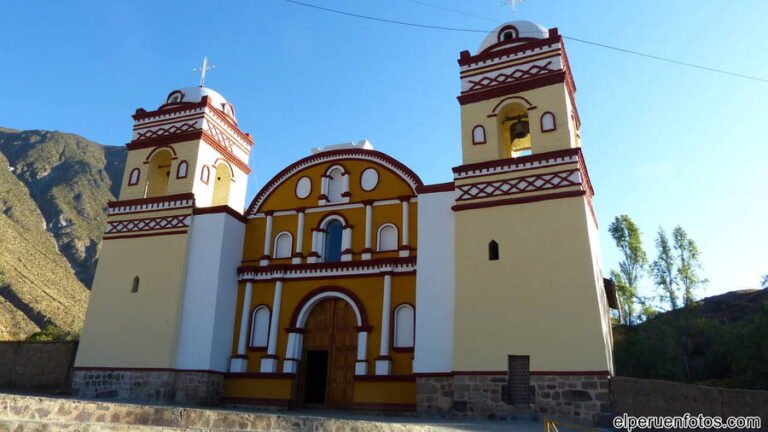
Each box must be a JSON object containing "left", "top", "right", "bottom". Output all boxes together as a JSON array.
[
  {"left": 452, "top": 195, "right": 612, "bottom": 373},
  {"left": 75, "top": 232, "right": 190, "bottom": 368}
]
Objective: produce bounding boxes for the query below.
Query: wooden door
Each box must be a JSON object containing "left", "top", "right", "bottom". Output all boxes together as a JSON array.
[{"left": 300, "top": 298, "right": 357, "bottom": 408}]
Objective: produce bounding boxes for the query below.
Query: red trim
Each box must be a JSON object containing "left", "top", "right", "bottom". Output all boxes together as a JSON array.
[
  {"left": 128, "top": 168, "right": 140, "bottom": 186},
  {"left": 452, "top": 148, "right": 581, "bottom": 175},
  {"left": 349, "top": 402, "right": 416, "bottom": 412},
  {"left": 462, "top": 50, "right": 561, "bottom": 80},
  {"left": 284, "top": 327, "right": 306, "bottom": 334},
  {"left": 109, "top": 205, "right": 194, "bottom": 216},
  {"left": 247, "top": 149, "right": 424, "bottom": 214},
  {"left": 529, "top": 370, "right": 611, "bottom": 376},
  {"left": 458, "top": 35, "right": 561, "bottom": 66},
  {"left": 452, "top": 190, "right": 586, "bottom": 211},
  {"left": 353, "top": 375, "right": 415, "bottom": 382},
  {"left": 374, "top": 355, "right": 392, "bottom": 361},
  {"left": 224, "top": 372, "right": 296, "bottom": 379},
  {"left": 458, "top": 72, "right": 566, "bottom": 105},
  {"left": 416, "top": 182, "right": 455, "bottom": 194},
  {"left": 289, "top": 286, "right": 370, "bottom": 327},
  {"left": 103, "top": 229, "right": 188, "bottom": 240},
  {"left": 413, "top": 370, "right": 611, "bottom": 377},
  {"left": 126, "top": 131, "right": 251, "bottom": 174},
  {"left": 74, "top": 366, "right": 225, "bottom": 375},
  {"left": 487, "top": 95, "right": 537, "bottom": 116},
  {"left": 392, "top": 347, "right": 414, "bottom": 353},
  {"left": 540, "top": 111, "right": 556, "bottom": 132},
  {"left": 201, "top": 165, "right": 210, "bottom": 184},
  {"left": 230, "top": 354, "right": 248, "bottom": 359},
  {"left": 248, "top": 347, "right": 267, "bottom": 352},
  {"left": 220, "top": 397, "right": 292, "bottom": 407},
  {"left": 354, "top": 325, "right": 373, "bottom": 333},
  {"left": 143, "top": 145, "right": 177, "bottom": 162},
  {"left": 108, "top": 193, "right": 195, "bottom": 208},
  {"left": 471, "top": 125, "right": 486, "bottom": 145},
  {"left": 246, "top": 304, "right": 271, "bottom": 351},
  {"left": 454, "top": 167, "right": 583, "bottom": 201},
  {"left": 192, "top": 205, "right": 247, "bottom": 223}
]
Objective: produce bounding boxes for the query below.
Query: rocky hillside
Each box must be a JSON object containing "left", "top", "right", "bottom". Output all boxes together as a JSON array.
[
  {"left": 0, "top": 128, "right": 125, "bottom": 288},
  {"left": 0, "top": 128, "right": 126, "bottom": 340}
]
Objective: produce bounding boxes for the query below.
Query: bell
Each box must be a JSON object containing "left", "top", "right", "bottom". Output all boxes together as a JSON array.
[{"left": 510, "top": 120, "right": 530, "bottom": 139}]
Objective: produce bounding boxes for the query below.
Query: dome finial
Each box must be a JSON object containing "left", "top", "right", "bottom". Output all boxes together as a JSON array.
[{"left": 193, "top": 56, "right": 216, "bottom": 87}]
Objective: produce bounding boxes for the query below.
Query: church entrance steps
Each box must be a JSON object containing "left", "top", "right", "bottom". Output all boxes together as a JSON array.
[{"left": 0, "top": 392, "right": 594, "bottom": 432}]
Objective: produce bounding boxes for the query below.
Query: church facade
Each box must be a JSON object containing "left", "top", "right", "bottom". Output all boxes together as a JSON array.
[{"left": 73, "top": 21, "right": 618, "bottom": 424}]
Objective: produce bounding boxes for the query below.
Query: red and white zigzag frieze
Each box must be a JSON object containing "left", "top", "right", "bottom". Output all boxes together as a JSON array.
[
  {"left": 105, "top": 215, "right": 190, "bottom": 234},
  {"left": 135, "top": 121, "right": 199, "bottom": 140},
  {"left": 455, "top": 169, "right": 582, "bottom": 201},
  {"left": 466, "top": 61, "right": 556, "bottom": 92}
]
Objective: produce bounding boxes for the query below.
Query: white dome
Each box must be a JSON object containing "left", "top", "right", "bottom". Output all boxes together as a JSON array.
[
  {"left": 476, "top": 21, "right": 549, "bottom": 54},
  {"left": 163, "top": 86, "right": 236, "bottom": 122}
]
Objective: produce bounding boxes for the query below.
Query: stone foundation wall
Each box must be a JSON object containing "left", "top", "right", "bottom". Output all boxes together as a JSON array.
[
  {"left": 416, "top": 374, "right": 610, "bottom": 425},
  {"left": 71, "top": 369, "right": 223, "bottom": 405},
  {"left": 0, "top": 341, "right": 77, "bottom": 394}
]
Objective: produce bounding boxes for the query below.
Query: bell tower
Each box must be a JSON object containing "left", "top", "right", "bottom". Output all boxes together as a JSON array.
[
  {"left": 73, "top": 86, "right": 252, "bottom": 404},
  {"left": 448, "top": 21, "right": 614, "bottom": 420}
]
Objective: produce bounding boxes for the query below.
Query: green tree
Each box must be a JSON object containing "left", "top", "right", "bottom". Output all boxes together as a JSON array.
[
  {"left": 761, "top": 275, "right": 768, "bottom": 289},
  {"left": 651, "top": 227, "right": 679, "bottom": 310},
  {"left": 672, "top": 226, "right": 707, "bottom": 307},
  {"left": 609, "top": 215, "right": 648, "bottom": 324}
]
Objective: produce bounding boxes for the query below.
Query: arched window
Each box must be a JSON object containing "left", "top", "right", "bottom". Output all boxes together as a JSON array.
[
  {"left": 541, "top": 112, "right": 556, "bottom": 132},
  {"left": 128, "top": 168, "right": 140, "bottom": 186},
  {"left": 145, "top": 149, "right": 172, "bottom": 198},
  {"left": 131, "top": 275, "right": 140, "bottom": 293},
  {"left": 200, "top": 165, "right": 210, "bottom": 184},
  {"left": 326, "top": 167, "right": 344, "bottom": 203},
  {"left": 273, "top": 232, "right": 293, "bottom": 259},
  {"left": 212, "top": 162, "right": 232, "bottom": 206},
  {"left": 176, "top": 160, "right": 188, "bottom": 179},
  {"left": 249, "top": 306, "right": 270, "bottom": 349},
  {"left": 167, "top": 91, "right": 183, "bottom": 104},
  {"left": 323, "top": 220, "right": 344, "bottom": 263},
  {"left": 377, "top": 224, "right": 398, "bottom": 251},
  {"left": 472, "top": 125, "right": 486, "bottom": 144},
  {"left": 393, "top": 304, "right": 415, "bottom": 349},
  {"left": 489, "top": 240, "right": 499, "bottom": 261}
]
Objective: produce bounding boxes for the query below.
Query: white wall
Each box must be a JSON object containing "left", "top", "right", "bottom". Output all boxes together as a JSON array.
[
  {"left": 414, "top": 189, "right": 456, "bottom": 373},
  {"left": 175, "top": 212, "right": 245, "bottom": 372}
]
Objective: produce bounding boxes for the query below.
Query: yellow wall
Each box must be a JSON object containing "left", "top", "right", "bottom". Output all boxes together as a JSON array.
[
  {"left": 222, "top": 376, "right": 295, "bottom": 401},
  {"left": 75, "top": 227, "right": 191, "bottom": 368},
  {"left": 212, "top": 162, "right": 233, "bottom": 206},
  {"left": 460, "top": 83, "right": 576, "bottom": 165},
  {"left": 353, "top": 380, "right": 416, "bottom": 404},
  {"left": 452, "top": 195, "right": 611, "bottom": 372}
]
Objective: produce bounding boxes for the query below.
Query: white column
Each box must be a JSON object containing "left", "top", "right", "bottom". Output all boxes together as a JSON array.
[
  {"left": 261, "top": 213, "right": 273, "bottom": 265},
  {"left": 363, "top": 203, "right": 373, "bottom": 260},
  {"left": 229, "top": 281, "right": 253, "bottom": 373},
  {"left": 341, "top": 172, "right": 350, "bottom": 202},
  {"left": 355, "top": 331, "right": 369, "bottom": 375},
  {"left": 260, "top": 279, "right": 283, "bottom": 372},
  {"left": 283, "top": 332, "right": 303, "bottom": 373},
  {"left": 319, "top": 176, "right": 329, "bottom": 205},
  {"left": 399, "top": 200, "right": 410, "bottom": 257},
  {"left": 293, "top": 211, "right": 305, "bottom": 264},
  {"left": 341, "top": 225, "right": 353, "bottom": 262},
  {"left": 308, "top": 229, "right": 320, "bottom": 263},
  {"left": 375, "top": 274, "right": 392, "bottom": 375}
]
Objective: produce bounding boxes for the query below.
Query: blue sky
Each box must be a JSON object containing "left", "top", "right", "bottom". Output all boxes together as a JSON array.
[{"left": 1, "top": 0, "right": 766, "bottom": 300}]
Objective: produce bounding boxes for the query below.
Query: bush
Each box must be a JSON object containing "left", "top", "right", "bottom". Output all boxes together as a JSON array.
[{"left": 26, "top": 325, "right": 79, "bottom": 341}]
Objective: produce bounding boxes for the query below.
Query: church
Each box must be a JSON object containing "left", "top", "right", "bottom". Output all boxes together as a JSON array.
[{"left": 72, "top": 20, "right": 618, "bottom": 424}]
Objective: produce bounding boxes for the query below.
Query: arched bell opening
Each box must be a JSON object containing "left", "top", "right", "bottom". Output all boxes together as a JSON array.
[
  {"left": 497, "top": 102, "right": 531, "bottom": 158},
  {"left": 144, "top": 149, "right": 173, "bottom": 198},
  {"left": 212, "top": 162, "right": 233, "bottom": 206}
]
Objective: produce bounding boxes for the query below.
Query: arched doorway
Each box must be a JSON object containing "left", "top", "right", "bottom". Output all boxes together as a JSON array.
[{"left": 299, "top": 298, "right": 357, "bottom": 408}]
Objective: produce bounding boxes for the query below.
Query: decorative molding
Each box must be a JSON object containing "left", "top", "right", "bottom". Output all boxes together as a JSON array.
[
  {"left": 247, "top": 149, "right": 423, "bottom": 215},
  {"left": 107, "top": 193, "right": 195, "bottom": 215},
  {"left": 455, "top": 168, "right": 582, "bottom": 201},
  {"left": 238, "top": 257, "right": 416, "bottom": 282},
  {"left": 105, "top": 214, "right": 190, "bottom": 234},
  {"left": 192, "top": 205, "right": 247, "bottom": 223},
  {"left": 416, "top": 182, "right": 455, "bottom": 194},
  {"left": 452, "top": 148, "right": 581, "bottom": 179},
  {"left": 452, "top": 189, "right": 586, "bottom": 212},
  {"left": 465, "top": 61, "right": 557, "bottom": 92}
]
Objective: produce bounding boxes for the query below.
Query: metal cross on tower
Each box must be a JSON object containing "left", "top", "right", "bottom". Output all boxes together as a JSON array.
[
  {"left": 499, "top": 0, "right": 524, "bottom": 14},
  {"left": 193, "top": 57, "right": 216, "bottom": 87}
]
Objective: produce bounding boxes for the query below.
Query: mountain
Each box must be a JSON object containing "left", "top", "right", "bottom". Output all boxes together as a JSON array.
[
  {"left": 0, "top": 128, "right": 126, "bottom": 288},
  {"left": 0, "top": 128, "right": 126, "bottom": 340},
  {"left": 614, "top": 288, "right": 768, "bottom": 390}
]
